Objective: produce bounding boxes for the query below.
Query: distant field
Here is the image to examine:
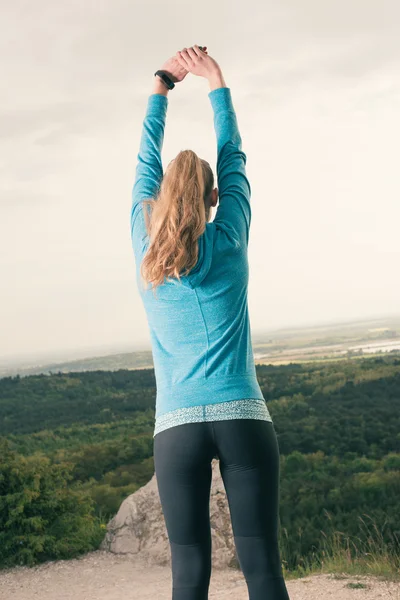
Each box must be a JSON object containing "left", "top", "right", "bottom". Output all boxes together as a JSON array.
[
  {"left": 252, "top": 315, "right": 400, "bottom": 365},
  {"left": 1, "top": 315, "right": 399, "bottom": 377}
]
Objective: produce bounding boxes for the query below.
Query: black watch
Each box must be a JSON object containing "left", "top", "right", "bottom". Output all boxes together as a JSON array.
[{"left": 154, "top": 70, "right": 175, "bottom": 90}]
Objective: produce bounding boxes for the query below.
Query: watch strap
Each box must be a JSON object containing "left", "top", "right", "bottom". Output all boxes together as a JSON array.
[{"left": 154, "top": 70, "right": 175, "bottom": 90}]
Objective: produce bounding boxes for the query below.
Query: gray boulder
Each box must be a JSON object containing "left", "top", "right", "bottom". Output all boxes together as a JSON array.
[{"left": 100, "top": 458, "right": 239, "bottom": 569}]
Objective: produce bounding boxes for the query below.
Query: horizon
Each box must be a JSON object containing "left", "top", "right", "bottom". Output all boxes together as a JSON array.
[{"left": 1, "top": 310, "right": 399, "bottom": 369}]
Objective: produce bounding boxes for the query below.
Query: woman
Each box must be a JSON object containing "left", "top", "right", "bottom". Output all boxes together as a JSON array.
[{"left": 130, "top": 45, "right": 290, "bottom": 600}]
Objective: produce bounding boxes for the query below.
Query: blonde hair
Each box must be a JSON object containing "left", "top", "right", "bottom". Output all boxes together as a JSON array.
[{"left": 140, "top": 149, "right": 214, "bottom": 296}]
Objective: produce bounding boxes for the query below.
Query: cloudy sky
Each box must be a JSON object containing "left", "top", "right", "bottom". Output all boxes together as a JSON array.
[{"left": 1, "top": 0, "right": 399, "bottom": 364}]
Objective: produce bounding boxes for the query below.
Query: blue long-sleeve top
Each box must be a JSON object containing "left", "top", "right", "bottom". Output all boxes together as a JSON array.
[{"left": 130, "top": 87, "right": 271, "bottom": 437}]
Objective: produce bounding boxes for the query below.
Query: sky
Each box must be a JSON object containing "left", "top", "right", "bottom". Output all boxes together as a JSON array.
[{"left": 0, "top": 0, "right": 399, "bottom": 364}]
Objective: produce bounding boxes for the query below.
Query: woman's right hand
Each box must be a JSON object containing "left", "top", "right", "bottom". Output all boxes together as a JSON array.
[{"left": 176, "top": 45, "right": 221, "bottom": 80}]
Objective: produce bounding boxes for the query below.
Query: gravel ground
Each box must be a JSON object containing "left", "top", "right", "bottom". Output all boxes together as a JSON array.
[{"left": 0, "top": 550, "right": 399, "bottom": 600}]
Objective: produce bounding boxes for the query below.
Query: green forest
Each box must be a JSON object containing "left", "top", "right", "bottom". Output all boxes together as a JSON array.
[{"left": 0, "top": 355, "right": 399, "bottom": 574}]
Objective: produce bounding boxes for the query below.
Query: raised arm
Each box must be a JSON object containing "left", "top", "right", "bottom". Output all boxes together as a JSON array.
[
  {"left": 208, "top": 73, "right": 251, "bottom": 248},
  {"left": 130, "top": 76, "right": 169, "bottom": 238},
  {"left": 176, "top": 46, "right": 251, "bottom": 248},
  {"left": 130, "top": 50, "right": 204, "bottom": 243}
]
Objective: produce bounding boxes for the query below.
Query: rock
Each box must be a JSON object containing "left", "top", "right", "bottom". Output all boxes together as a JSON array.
[{"left": 100, "top": 458, "right": 239, "bottom": 569}]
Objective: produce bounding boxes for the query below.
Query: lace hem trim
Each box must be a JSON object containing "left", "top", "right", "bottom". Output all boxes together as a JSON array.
[{"left": 154, "top": 398, "right": 272, "bottom": 437}]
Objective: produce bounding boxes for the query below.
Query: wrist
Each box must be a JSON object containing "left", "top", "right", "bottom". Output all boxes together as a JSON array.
[
  {"left": 153, "top": 75, "right": 169, "bottom": 96},
  {"left": 208, "top": 71, "right": 226, "bottom": 91}
]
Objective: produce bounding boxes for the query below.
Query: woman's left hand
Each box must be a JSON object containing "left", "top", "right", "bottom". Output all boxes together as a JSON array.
[{"left": 159, "top": 47, "right": 208, "bottom": 83}]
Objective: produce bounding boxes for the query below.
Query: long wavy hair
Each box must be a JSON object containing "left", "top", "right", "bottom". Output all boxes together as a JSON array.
[{"left": 140, "top": 149, "right": 214, "bottom": 296}]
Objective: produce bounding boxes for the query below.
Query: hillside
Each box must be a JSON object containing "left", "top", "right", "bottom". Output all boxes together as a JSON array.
[{"left": 0, "top": 355, "right": 399, "bottom": 576}]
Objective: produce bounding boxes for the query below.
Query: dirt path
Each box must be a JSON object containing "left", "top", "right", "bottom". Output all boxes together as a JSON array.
[{"left": 0, "top": 550, "right": 398, "bottom": 599}]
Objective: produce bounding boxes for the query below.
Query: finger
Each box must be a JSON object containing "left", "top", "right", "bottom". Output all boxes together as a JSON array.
[
  {"left": 180, "top": 48, "right": 195, "bottom": 68},
  {"left": 176, "top": 50, "right": 190, "bottom": 68},
  {"left": 175, "top": 55, "right": 188, "bottom": 69},
  {"left": 186, "top": 47, "right": 198, "bottom": 61},
  {"left": 180, "top": 47, "right": 191, "bottom": 62},
  {"left": 194, "top": 44, "right": 206, "bottom": 56}
]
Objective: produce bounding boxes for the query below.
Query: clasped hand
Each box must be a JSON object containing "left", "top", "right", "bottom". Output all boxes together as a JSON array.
[{"left": 159, "top": 45, "right": 208, "bottom": 83}]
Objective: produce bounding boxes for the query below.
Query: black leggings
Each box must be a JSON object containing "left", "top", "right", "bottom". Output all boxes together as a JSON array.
[{"left": 154, "top": 418, "right": 290, "bottom": 600}]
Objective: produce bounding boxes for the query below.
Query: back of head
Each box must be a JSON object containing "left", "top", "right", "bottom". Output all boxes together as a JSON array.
[{"left": 140, "top": 149, "right": 214, "bottom": 294}]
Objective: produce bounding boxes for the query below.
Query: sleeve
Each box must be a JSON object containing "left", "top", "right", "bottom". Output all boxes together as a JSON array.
[
  {"left": 208, "top": 87, "right": 251, "bottom": 248},
  {"left": 130, "top": 93, "right": 168, "bottom": 246}
]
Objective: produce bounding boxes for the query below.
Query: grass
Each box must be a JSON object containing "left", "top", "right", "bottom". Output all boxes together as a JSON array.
[{"left": 281, "top": 514, "right": 400, "bottom": 583}]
